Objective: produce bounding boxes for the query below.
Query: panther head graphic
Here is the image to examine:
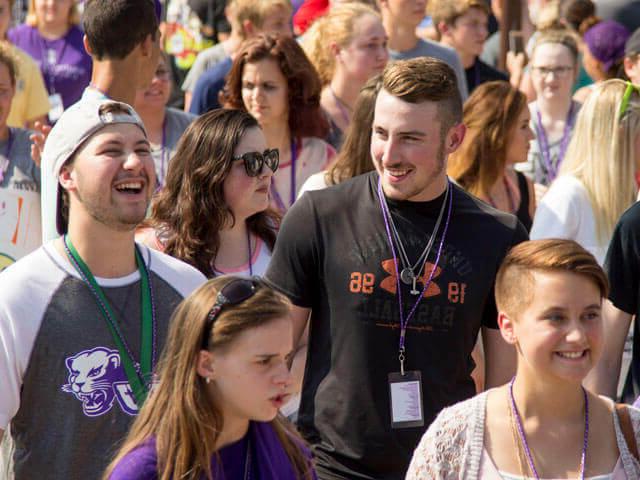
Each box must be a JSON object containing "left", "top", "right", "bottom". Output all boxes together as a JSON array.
[{"left": 61, "top": 347, "right": 126, "bottom": 417}]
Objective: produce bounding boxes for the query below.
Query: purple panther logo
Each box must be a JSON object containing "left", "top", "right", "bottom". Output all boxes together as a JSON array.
[{"left": 61, "top": 347, "right": 139, "bottom": 417}]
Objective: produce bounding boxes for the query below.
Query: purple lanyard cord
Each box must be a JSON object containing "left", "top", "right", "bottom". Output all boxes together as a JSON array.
[
  {"left": 534, "top": 102, "right": 575, "bottom": 182},
  {"left": 509, "top": 377, "right": 588, "bottom": 480},
  {"left": 377, "top": 178, "right": 453, "bottom": 367}
]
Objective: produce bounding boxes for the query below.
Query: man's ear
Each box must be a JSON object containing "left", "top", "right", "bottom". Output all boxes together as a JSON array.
[
  {"left": 140, "top": 33, "right": 155, "bottom": 58},
  {"left": 498, "top": 312, "right": 518, "bottom": 345},
  {"left": 444, "top": 122, "right": 466, "bottom": 154},
  {"left": 83, "top": 34, "right": 93, "bottom": 56},
  {"left": 437, "top": 20, "right": 451, "bottom": 39},
  {"left": 197, "top": 350, "right": 217, "bottom": 381},
  {"left": 242, "top": 19, "right": 256, "bottom": 38}
]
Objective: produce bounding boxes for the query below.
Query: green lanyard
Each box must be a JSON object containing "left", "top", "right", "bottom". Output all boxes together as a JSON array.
[{"left": 64, "top": 235, "right": 155, "bottom": 408}]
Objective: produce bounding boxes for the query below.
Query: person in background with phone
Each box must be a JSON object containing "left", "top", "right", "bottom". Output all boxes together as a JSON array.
[{"left": 428, "top": 0, "right": 512, "bottom": 94}]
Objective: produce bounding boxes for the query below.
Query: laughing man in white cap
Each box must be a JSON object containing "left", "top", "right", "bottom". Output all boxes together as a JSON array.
[{"left": 0, "top": 99, "right": 205, "bottom": 479}]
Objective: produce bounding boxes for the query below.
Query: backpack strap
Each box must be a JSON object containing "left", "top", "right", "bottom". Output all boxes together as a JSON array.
[{"left": 616, "top": 403, "right": 640, "bottom": 462}]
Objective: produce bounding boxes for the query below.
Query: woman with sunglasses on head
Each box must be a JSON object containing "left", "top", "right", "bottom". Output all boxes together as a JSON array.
[
  {"left": 531, "top": 79, "right": 640, "bottom": 265},
  {"left": 137, "top": 109, "right": 280, "bottom": 278},
  {"left": 133, "top": 53, "right": 195, "bottom": 189},
  {"left": 221, "top": 33, "right": 335, "bottom": 214},
  {"left": 105, "top": 276, "right": 317, "bottom": 480}
]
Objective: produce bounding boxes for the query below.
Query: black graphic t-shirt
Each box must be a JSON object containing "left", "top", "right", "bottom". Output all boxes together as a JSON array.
[
  {"left": 605, "top": 201, "right": 640, "bottom": 403},
  {"left": 265, "top": 172, "right": 528, "bottom": 480}
]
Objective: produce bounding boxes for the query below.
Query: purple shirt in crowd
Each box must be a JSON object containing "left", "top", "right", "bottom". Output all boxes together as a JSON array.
[{"left": 8, "top": 24, "right": 92, "bottom": 110}]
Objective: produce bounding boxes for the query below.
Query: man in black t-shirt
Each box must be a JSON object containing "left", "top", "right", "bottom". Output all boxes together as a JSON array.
[
  {"left": 264, "top": 58, "right": 527, "bottom": 480},
  {"left": 587, "top": 202, "right": 640, "bottom": 402}
]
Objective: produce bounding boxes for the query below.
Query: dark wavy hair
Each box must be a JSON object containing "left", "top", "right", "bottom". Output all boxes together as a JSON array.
[
  {"left": 148, "top": 109, "right": 280, "bottom": 277},
  {"left": 220, "top": 33, "right": 328, "bottom": 139}
]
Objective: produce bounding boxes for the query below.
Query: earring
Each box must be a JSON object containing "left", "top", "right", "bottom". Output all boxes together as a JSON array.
[{"left": 206, "top": 377, "right": 211, "bottom": 384}]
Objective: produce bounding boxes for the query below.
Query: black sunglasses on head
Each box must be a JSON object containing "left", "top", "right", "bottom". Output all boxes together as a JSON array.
[
  {"left": 233, "top": 149, "right": 279, "bottom": 177},
  {"left": 201, "top": 278, "right": 260, "bottom": 350}
]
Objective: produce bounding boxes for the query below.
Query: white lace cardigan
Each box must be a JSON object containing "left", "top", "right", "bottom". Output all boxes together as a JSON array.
[{"left": 405, "top": 390, "right": 640, "bottom": 479}]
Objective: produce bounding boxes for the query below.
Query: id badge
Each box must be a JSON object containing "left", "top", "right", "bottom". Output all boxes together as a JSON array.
[
  {"left": 388, "top": 371, "right": 424, "bottom": 428},
  {"left": 48, "top": 93, "right": 64, "bottom": 122}
]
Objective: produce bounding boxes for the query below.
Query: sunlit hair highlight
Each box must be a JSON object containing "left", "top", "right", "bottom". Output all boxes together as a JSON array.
[
  {"left": 559, "top": 79, "right": 640, "bottom": 243},
  {"left": 495, "top": 239, "right": 608, "bottom": 320},
  {"left": 301, "top": 2, "right": 380, "bottom": 86},
  {"left": 448, "top": 81, "right": 527, "bottom": 198},
  {"left": 381, "top": 57, "right": 462, "bottom": 136},
  {"left": 147, "top": 109, "right": 280, "bottom": 277},
  {"left": 104, "top": 276, "right": 313, "bottom": 480}
]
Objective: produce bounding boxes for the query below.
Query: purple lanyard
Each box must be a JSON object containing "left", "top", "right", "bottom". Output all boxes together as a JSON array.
[
  {"left": 534, "top": 102, "right": 575, "bottom": 182},
  {"left": 271, "top": 140, "right": 297, "bottom": 213},
  {"left": 378, "top": 178, "right": 453, "bottom": 362},
  {"left": 509, "top": 377, "right": 588, "bottom": 480},
  {"left": 0, "top": 129, "right": 15, "bottom": 184}
]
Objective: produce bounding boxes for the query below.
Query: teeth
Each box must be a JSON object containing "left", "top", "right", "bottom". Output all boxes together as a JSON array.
[
  {"left": 557, "top": 351, "right": 584, "bottom": 359},
  {"left": 386, "top": 170, "right": 410, "bottom": 176},
  {"left": 115, "top": 182, "right": 142, "bottom": 191}
]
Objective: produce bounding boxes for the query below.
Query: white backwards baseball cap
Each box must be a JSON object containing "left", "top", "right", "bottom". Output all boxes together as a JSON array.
[{"left": 40, "top": 99, "right": 147, "bottom": 242}]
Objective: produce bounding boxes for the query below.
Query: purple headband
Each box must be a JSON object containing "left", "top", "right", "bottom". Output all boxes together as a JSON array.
[{"left": 584, "top": 20, "right": 631, "bottom": 72}]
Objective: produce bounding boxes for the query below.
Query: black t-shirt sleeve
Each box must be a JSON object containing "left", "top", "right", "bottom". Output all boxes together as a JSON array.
[
  {"left": 481, "top": 219, "right": 529, "bottom": 328},
  {"left": 605, "top": 205, "right": 640, "bottom": 315},
  {"left": 264, "top": 193, "right": 320, "bottom": 308}
]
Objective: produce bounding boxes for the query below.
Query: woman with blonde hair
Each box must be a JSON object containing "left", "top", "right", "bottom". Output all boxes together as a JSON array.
[
  {"left": 531, "top": 79, "right": 640, "bottom": 265},
  {"left": 302, "top": 2, "right": 388, "bottom": 148},
  {"left": 105, "top": 276, "right": 316, "bottom": 479},
  {"left": 448, "top": 80, "right": 536, "bottom": 231},
  {"left": 9, "top": 0, "right": 91, "bottom": 122}
]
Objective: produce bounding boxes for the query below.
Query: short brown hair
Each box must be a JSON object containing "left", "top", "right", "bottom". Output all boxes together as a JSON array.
[
  {"left": 495, "top": 239, "right": 608, "bottom": 319},
  {"left": 381, "top": 57, "right": 462, "bottom": 133},
  {"left": 428, "top": 0, "right": 490, "bottom": 28}
]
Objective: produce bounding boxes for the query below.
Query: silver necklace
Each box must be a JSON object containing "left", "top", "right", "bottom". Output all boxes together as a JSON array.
[{"left": 380, "top": 182, "right": 449, "bottom": 295}]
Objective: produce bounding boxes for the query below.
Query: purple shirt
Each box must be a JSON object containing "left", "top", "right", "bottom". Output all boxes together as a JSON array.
[
  {"left": 8, "top": 24, "right": 92, "bottom": 109},
  {"left": 109, "top": 421, "right": 317, "bottom": 480}
]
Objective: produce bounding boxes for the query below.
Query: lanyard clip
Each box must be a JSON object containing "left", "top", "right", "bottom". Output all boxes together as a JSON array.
[{"left": 399, "top": 347, "right": 406, "bottom": 376}]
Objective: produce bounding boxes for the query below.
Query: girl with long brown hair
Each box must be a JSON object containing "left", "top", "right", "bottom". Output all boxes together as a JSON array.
[
  {"left": 448, "top": 80, "right": 536, "bottom": 231},
  {"left": 136, "top": 108, "right": 279, "bottom": 277},
  {"left": 105, "top": 276, "right": 316, "bottom": 480}
]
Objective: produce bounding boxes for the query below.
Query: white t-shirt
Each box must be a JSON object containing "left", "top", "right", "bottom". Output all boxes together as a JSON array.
[
  {"left": 297, "top": 170, "right": 329, "bottom": 198},
  {"left": 530, "top": 174, "right": 607, "bottom": 264}
]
